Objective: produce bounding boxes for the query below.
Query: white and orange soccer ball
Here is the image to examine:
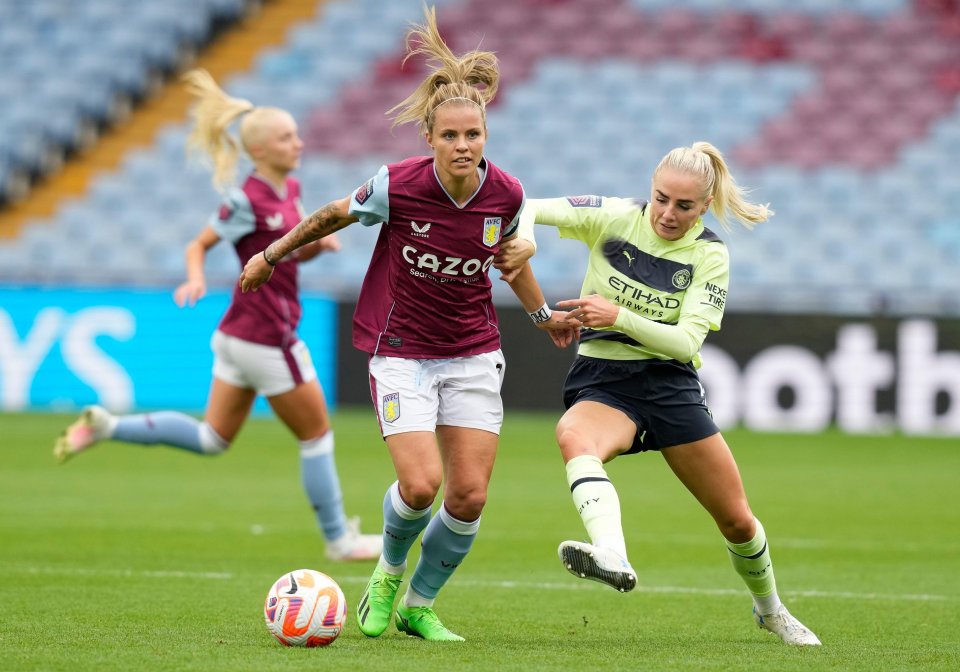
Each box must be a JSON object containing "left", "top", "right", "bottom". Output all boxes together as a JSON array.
[{"left": 263, "top": 569, "right": 347, "bottom": 647}]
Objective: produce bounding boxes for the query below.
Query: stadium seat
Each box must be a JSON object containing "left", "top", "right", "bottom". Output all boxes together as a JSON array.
[
  {"left": 2, "top": 0, "right": 958, "bottom": 319},
  {"left": 0, "top": 0, "right": 251, "bottom": 195}
]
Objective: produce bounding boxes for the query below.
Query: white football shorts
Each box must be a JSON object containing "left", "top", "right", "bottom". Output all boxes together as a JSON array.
[
  {"left": 211, "top": 330, "right": 317, "bottom": 397},
  {"left": 368, "top": 350, "right": 506, "bottom": 437}
]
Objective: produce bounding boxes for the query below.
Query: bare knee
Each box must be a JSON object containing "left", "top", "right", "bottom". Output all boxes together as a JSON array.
[
  {"left": 718, "top": 509, "right": 757, "bottom": 544},
  {"left": 293, "top": 422, "right": 331, "bottom": 443},
  {"left": 555, "top": 422, "right": 597, "bottom": 461},
  {"left": 398, "top": 477, "right": 441, "bottom": 511},
  {"left": 443, "top": 486, "right": 488, "bottom": 522}
]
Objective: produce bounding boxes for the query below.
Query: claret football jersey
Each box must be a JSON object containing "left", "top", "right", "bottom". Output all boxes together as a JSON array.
[
  {"left": 348, "top": 156, "right": 525, "bottom": 358},
  {"left": 211, "top": 173, "right": 306, "bottom": 349}
]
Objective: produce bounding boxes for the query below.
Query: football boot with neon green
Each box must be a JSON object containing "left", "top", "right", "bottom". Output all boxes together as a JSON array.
[
  {"left": 395, "top": 603, "right": 464, "bottom": 642},
  {"left": 356, "top": 565, "right": 403, "bottom": 637}
]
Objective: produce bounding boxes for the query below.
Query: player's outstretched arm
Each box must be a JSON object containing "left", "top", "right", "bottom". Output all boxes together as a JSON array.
[
  {"left": 174, "top": 226, "right": 221, "bottom": 307},
  {"left": 557, "top": 294, "right": 710, "bottom": 363},
  {"left": 240, "top": 197, "right": 357, "bottom": 292},
  {"left": 505, "top": 262, "right": 577, "bottom": 349},
  {"left": 297, "top": 232, "right": 342, "bottom": 263}
]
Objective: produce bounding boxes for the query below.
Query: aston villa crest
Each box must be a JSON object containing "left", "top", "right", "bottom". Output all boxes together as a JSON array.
[
  {"left": 482, "top": 217, "right": 502, "bottom": 247},
  {"left": 382, "top": 393, "right": 400, "bottom": 423}
]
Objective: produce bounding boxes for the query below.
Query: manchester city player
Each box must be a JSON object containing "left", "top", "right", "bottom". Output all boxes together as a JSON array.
[{"left": 498, "top": 142, "right": 821, "bottom": 646}]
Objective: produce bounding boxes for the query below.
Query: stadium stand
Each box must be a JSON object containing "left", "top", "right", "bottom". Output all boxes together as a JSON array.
[
  {"left": 1, "top": 0, "right": 959, "bottom": 317},
  {"left": 0, "top": 0, "right": 248, "bottom": 199}
]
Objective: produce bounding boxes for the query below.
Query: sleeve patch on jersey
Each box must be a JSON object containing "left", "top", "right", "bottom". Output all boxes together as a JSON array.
[
  {"left": 355, "top": 178, "right": 374, "bottom": 205},
  {"left": 566, "top": 195, "right": 603, "bottom": 208},
  {"left": 218, "top": 203, "right": 234, "bottom": 221},
  {"left": 482, "top": 217, "right": 502, "bottom": 247}
]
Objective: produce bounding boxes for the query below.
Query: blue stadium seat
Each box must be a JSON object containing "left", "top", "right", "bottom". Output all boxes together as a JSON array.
[
  {"left": 0, "top": 0, "right": 247, "bottom": 193},
  {"left": 3, "top": 0, "right": 957, "bottom": 319}
]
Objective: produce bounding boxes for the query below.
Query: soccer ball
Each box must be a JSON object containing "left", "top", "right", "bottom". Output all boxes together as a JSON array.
[{"left": 263, "top": 569, "right": 347, "bottom": 647}]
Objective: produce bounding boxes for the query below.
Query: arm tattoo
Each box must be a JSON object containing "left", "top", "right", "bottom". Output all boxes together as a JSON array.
[{"left": 265, "top": 203, "right": 344, "bottom": 262}]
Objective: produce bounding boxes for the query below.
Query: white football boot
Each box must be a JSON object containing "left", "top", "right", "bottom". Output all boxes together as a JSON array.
[
  {"left": 754, "top": 605, "right": 822, "bottom": 646},
  {"left": 325, "top": 517, "right": 383, "bottom": 561},
  {"left": 558, "top": 540, "right": 637, "bottom": 592},
  {"left": 54, "top": 405, "right": 116, "bottom": 463}
]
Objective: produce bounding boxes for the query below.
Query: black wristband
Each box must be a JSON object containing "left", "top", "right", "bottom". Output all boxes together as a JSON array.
[{"left": 263, "top": 249, "right": 277, "bottom": 266}]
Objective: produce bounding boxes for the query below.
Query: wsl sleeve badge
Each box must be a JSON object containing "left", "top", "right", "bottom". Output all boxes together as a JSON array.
[
  {"left": 566, "top": 195, "right": 603, "bottom": 208},
  {"left": 354, "top": 178, "right": 374, "bottom": 205},
  {"left": 217, "top": 187, "right": 248, "bottom": 222},
  {"left": 264, "top": 569, "right": 347, "bottom": 647}
]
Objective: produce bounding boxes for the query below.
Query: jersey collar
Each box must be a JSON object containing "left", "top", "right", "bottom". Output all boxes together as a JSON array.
[
  {"left": 249, "top": 172, "right": 288, "bottom": 200},
  {"left": 432, "top": 157, "right": 487, "bottom": 209}
]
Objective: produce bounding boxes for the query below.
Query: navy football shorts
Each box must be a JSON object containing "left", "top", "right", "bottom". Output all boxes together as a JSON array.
[{"left": 562, "top": 355, "right": 720, "bottom": 454}]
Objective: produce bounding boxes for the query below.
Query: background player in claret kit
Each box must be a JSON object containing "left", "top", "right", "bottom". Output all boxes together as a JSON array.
[
  {"left": 240, "top": 6, "right": 574, "bottom": 642},
  {"left": 497, "top": 142, "right": 822, "bottom": 646},
  {"left": 54, "top": 69, "right": 382, "bottom": 563}
]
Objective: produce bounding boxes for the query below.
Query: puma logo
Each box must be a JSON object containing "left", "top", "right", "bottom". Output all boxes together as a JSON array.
[
  {"left": 266, "top": 212, "right": 284, "bottom": 230},
  {"left": 621, "top": 249, "right": 635, "bottom": 265}
]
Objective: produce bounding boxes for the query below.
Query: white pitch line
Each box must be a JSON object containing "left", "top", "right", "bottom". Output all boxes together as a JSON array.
[
  {"left": 18, "top": 566, "right": 234, "bottom": 580},
  {"left": 12, "top": 566, "right": 954, "bottom": 602}
]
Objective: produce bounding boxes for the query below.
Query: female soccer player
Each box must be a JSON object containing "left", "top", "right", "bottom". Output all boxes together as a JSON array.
[
  {"left": 496, "top": 142, "right": 822, "bottom": 646},
  {"left": 240, "top": 7, "right": 573, "bottom": 642},
  {"left": 54, "top": 69, "right": 381, "bottom": 563}
]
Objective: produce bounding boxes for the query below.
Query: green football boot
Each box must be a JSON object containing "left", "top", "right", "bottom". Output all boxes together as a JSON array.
[
  {"left": 356, "top": 566, "right": 403, "bottom": 637},
  {"left": 395, "top": 603, "right": 464, "bottom": 642}
]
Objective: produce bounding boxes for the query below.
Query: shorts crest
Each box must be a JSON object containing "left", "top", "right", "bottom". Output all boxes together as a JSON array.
[
  {"left": 482, "top": 217, "right": 502, "bottom": 247},
  {"left": 382, "top": 392, "right": 400, "bottom": 423}
]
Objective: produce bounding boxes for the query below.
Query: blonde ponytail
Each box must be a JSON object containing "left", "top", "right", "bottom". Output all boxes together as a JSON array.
[
  {"left": 183, "top": 68, "right": 254, "bottom": 191},
  {"left": 388, "top": 5, "right": 500, "bottom": 134},
  {"left": 655, "top": 141, "right": 772, "bottom": 231}
]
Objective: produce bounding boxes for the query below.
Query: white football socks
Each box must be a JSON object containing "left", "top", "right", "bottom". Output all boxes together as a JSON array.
[{"left": 566, "top": 454, "right": 628, "bottom": 560}]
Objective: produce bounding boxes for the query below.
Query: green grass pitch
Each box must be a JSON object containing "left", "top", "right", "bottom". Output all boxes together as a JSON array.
[{"left": 2, "top": 409, "right": 958, "bottom": 671}]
